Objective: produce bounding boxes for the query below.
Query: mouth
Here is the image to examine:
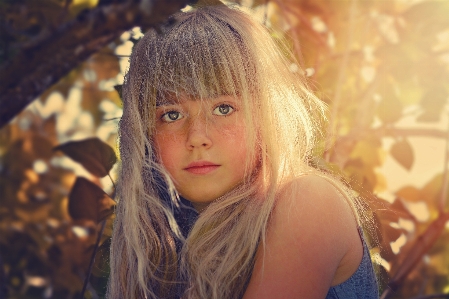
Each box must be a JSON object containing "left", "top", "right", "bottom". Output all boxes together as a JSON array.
[{"left": 184, "top": 161, "right": 220, "bottom": 175}]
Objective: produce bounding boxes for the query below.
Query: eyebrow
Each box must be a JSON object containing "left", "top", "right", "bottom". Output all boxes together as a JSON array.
[
  {"left": 155, "top": 94, "right": 238, "bottom": 106},
  {"left": 156, "top": 98, "right": 178, "bottom": 107}
]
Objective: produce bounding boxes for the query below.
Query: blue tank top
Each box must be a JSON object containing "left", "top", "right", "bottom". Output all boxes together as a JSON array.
[
  {"left": 325, "top": 228, "right": 379, "bottom": 299},
  {"left": 173, "top": 199, "right": 379, "bottom": 298}
]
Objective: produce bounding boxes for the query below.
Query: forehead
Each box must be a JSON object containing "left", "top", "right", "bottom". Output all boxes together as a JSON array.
[
  {"left": 155, "top": 97, "right": 177, "bottom": 107},
  {"left": 155, "top": 94, "right": 240, "bottom": 106}
]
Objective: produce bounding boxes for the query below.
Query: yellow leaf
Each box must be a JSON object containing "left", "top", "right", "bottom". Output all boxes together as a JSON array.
[
  {"left": 374, "top": 172, "right": 387, "bottom": 193},
  {"left": 350, "top": 140, "right": 382, "bottom": 167},
  {"left": 390, "top": 139, "right": 414, "bottom": 171},
  {"left": 70, "top": 0, "right": 99, "bottom": 17},
  {"left": 72, "top": 0, "right": 98, "bottom": 8},
  {"left": 396, "top": 186, "right": 421, "bottom": 202},
  {"left": 15, "top": 205, "right": 52, "bottom": 223}
]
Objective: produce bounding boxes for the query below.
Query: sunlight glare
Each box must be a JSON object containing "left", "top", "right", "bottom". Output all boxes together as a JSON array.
[
  {"left": 289, "top": 63, "right": 299, "bottom": 73},
  {"left": 77, "top": 112, "right": 94, "bottom": 129},
  {"left": 398, "top": 218, "right": 415, "bottom": 233},
  {"left": 361, "top": 66, "right": 376, "bottom": 83},
  {"left": 57, "top": 87, "right": 82, "bottom": 136},
  {"left": 130, "top": 27, "right": 144, "bottom": 39},
  {"left": 181, "top": 5, "right": 193, "bottom": 12},
  {"left": 33, "top": 92, "right": 64, "bottom": 118},
  {"left": 33, "top": 159, "right": 48, "bottom": 174},
  {"left": 115, "top": 40, "right": 133, "bottom": 56},
  {"left": 372, "top": 251, "right": 391, "bottom": 272},
  {"left": 305, "top": 68, "right": 315, "bottom": 77},
  {"left": 327, "top": 32, "right": 335, "bottom": 48},
  {"left": 51, "top": 156, "right": 92, "bottom": 178},
  {"left": 98, "top": 79, "right": 116, "bottom": 91},
  {"left": 120, "top": 31, "right": 131, "bottom": 42},
  {"left": 100, "top": 99, "right": 118, "bottom": 114},
  {"left": 373, "top": 13, "right": 399, "bottom": 44},
  {"left": 25, "top": 275, "right": 48, "bottom": 287},
  {"left": 404, "top": 201, "right": 430, "bottom": 222},
  {"left": 311, "top": 16, "right": 327, "bottom": 33},
  {"left": 72, "top": 226, "right": 89, "bottom": 238},
  {"left": 390, "top": 233, "right": 407, "bottom": 254}
]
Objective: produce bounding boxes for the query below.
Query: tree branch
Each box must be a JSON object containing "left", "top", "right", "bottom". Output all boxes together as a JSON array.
[
  {"left": 273, "top": 0, "right": 305, "bottom": 68},
  {"left": 439, "top": 115, "right": 449, "bottom": 212},
  {"left": 328, "top": 126, "right": 448, "bottom": 167},
  {"left": 380, "top": 212, "right": 449, "bottom": 299},
  {"left": 0, "top": 0, "right": 192, "bottom": 128},
  {"left": 410, "top": 294, "right": 449, "bottom": 299},
  {"left": 372, "top": 127, "right": 448, "bottom": 139},
  {"left": 81, "top": 219, "right": 107, "bottom": 299},
  {"left": 0, "top": 253, "right": 6, "bottom": 299},
  {"left": 325, "top": 0, "right": 357, "bottom": 162}
]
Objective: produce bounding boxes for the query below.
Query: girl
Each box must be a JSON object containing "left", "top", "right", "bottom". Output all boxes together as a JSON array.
[{"left": 108, "top": 2, "right": 379, "bottom": 299}]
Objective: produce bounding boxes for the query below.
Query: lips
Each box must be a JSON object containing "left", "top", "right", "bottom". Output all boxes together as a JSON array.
[{"left": 184, "top": 161, "right": 220, "bottom": 175}]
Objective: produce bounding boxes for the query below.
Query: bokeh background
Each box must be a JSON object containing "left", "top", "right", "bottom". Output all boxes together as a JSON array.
[{"left": 1, "top": 0, "right": 449, "bottom": 298}]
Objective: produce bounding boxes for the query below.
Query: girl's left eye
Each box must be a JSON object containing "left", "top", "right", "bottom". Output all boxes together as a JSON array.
[{"left": 213, "top": 104, "right": 234, "bottom": 116}]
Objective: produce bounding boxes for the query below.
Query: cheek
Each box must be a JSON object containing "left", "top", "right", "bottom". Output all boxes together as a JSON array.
[
  {"left": 154, "top": 133, "right": 180, "bottom": 168},
  {"left": 221, "top": 124, "right": 249, "bottom": 158},
  {"left": 225, "top": 124, "right": 259, "bottom": 173},
  {"left": 220, "top": 120, "right": 246, "bottom": 139}
]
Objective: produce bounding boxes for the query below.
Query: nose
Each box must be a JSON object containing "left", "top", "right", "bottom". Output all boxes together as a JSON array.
[{"left": 186, "top": 114, "right": 212, "bottom": 150}]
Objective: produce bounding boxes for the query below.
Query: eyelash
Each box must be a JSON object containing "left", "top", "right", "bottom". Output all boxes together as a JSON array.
[
  {"left": 160, "top": 110, "right": 183, "bottom": 123},
  {"left": 159, "top": 103, "right": 236, "bottom": 123},
  {"left": 213, "top": 103, "right": 235, "bottom": 116}
]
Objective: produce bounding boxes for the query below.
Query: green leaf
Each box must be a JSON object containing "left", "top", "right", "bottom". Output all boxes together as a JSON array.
[
  {"left": 54, "top": 138, "right": 117, "bottom": 177},
  {"left": 390, "top": 139, "right": 414, "bottom": 171},
  {"left": 68, "top": 177, "right": 115, "bottom": 223}
]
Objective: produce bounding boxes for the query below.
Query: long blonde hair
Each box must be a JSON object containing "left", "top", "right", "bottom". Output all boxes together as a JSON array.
[{"left": 107, "top": 4, "right": 355, "bottom": 298}]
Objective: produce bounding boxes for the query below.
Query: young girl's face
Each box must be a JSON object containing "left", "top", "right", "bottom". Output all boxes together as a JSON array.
[{"left": 154, "top": 95, "right": 250, "bottom": 211}]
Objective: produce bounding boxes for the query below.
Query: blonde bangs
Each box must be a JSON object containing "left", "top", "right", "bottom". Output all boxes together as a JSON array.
[{"left": 132, "top": 9, "right": 258, "bottom": 104}]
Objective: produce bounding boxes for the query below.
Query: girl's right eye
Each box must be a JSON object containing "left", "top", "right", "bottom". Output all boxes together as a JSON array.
[{"left": 161, "top": 111, "right": 183, "bottom": 123}]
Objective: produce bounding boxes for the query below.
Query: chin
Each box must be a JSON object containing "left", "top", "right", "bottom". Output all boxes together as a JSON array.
[{"left": 182, "top": 192, "right": 224, "bottom": 205}]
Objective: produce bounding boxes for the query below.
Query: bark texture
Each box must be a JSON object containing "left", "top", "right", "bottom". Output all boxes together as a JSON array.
[{"left": 0, "top": 0, "right": 192, "bottom": 128}]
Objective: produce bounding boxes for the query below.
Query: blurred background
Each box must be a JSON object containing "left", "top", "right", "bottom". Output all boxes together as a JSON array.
[{"left": 1, "top": 0, "right": 448, "bottom": 298}]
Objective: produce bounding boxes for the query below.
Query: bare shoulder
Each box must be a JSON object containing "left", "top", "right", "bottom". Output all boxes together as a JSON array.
[
  {"left": 276, "top": 174, "right": 357, "bottom": 226},
  {"left": 243, "top": 174, "right": 363, "bottom": 299},
  {"left": 279, "top": 174, "right": 350, "bottom": 204},
  {"left": 273, "top": 174, "right": 360, "bottom": 263}
]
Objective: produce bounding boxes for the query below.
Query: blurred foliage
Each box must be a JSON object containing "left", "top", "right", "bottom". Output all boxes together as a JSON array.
[
  {"left": 0, "top": 0, "right": 99, "bottom": 66},
  {"left": 1, "top": 0, "right": 449, "bottom": 298}
]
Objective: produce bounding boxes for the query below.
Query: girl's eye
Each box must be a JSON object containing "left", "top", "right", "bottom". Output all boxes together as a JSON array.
[
  {"left": 213, "top": 104, "right": 234, "bottom": 116},
  {"left": 161, "top": 111, "right": 183, "bottom": 123}
]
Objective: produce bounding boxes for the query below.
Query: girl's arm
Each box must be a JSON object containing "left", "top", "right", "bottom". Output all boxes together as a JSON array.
[{"left": 243, "top": 175, "right": 363, "bottom": 299}]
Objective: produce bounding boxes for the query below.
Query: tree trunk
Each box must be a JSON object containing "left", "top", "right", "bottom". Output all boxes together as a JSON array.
[{"left": 0, "top": 0, "right": 191, "bottom": 128}]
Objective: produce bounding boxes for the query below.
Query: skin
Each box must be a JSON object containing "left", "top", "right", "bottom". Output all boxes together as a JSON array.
[
  {"left": 154, "top": 95, "right": 249, "bottom": 211},
  {"left": 154, "top": 95, "right": 364, "bottom": 297},
  {"left": 243, "top": 175, "right": 364, "bottom": 299}
]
